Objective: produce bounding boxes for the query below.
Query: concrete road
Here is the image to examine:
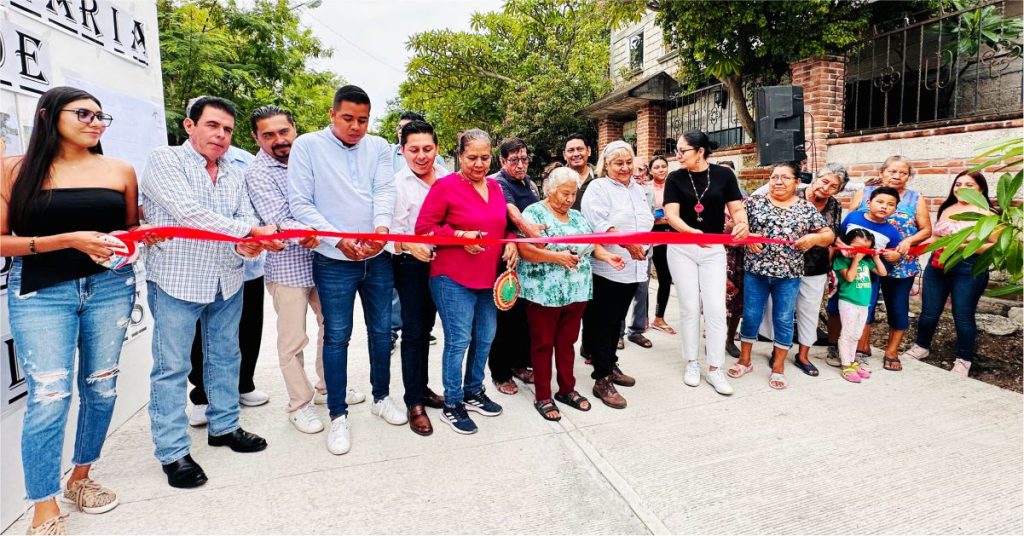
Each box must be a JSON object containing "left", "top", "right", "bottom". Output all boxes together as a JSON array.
[{"left": 6, "top": 282, "right": 1022, "bottom": 534}]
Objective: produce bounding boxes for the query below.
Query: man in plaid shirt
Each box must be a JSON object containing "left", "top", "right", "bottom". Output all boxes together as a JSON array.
[
  {"left": 244, "top": 105, "right": 367, "bottom": 435},
  {"left": 140, "top": 97, "right": 281, "bottom": 489}
]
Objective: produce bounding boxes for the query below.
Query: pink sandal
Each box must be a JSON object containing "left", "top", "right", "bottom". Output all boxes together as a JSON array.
[
  {"left": 651, "top": 322, "right": 677, "bottom": 335},
  {"left": 727, "top": 363, "right": 753, "bottom": 379}
]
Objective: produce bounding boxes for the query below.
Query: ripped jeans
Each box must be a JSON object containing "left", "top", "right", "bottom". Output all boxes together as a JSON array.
[{"left": 7, "top": 259, "right": 136, "bottom": 501}]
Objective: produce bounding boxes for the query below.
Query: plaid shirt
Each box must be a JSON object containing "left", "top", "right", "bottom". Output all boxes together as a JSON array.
[
  {"left": 140, "top": 142, "right": 258, "bottom": 303},
  {"left": 246, "top": 150, "right": 314, "bottom": 287}
]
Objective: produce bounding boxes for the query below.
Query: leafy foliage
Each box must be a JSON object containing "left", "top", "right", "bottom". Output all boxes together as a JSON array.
[
  {"left": 158, "top": 0, "right": 342, "bottom": 153},
  {"left": 397, "top": 0, "right": 613, "bottom": 160},
  {"left": 929, "top": 0, "right": 1024, "bottom": 116},
  {"left": 926, "top": 137, "right": 1023, "bottom": 297}
]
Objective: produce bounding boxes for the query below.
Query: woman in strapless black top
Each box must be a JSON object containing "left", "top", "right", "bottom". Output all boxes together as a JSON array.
[{"left": 1, "top": 86, "right": 152, "bottom": 534}]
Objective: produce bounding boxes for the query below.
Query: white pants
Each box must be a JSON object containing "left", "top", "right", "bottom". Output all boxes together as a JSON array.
[
  {"left": 667, "top": 244, "right": 727, "bottom": 368},
  {"left": 759, "top": 273, "right": 828, "bottom": 348},
  {"left": 838, "top": 300, "right": 869, "bottom": 367}
]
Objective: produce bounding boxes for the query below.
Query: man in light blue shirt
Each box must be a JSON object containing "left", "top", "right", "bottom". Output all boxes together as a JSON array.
[{"left": 288, "top": 85, "right": 404, "bottom": 455}]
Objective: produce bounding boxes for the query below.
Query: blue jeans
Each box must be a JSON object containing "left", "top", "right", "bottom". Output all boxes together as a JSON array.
[
  {"left": 740, "top": 272, "right": 801, "bottom": 349},
  {"left": 916, "top": 259, "right": 988, "bottom": 361},
  {"left": 148, "top": 282, "right": 243, "bottom": 464},
  {"left": 873, "top": 275, "right": 914, "bottom": 330},
  {"left": 7, "top": 260, "right": 135, "bottom": 501},
  {"left": 391, "top": 289, "right": 402, "bottom": 334},
  {"left": 312, "top": 253, "right": 393, "bottom": 418},
  {"left": 430, "top": 275, "right": 496, "bottom": 405}
]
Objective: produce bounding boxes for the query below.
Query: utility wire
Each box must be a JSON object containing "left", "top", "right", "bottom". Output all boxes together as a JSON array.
[{"left": 307, "top": 18, "right": 406, "bottom": 75}]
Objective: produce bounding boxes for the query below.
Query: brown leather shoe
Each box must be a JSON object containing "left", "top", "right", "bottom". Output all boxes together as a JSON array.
[
  {"left": 408, "top": 405, "right": 433, "bottom": 436},
  {"left": 592, "top": 376, "right": 627, "bottom": 409},
  {"left": 627, "top": 333, "right": 653, "bottom": 348},
  {"left": 610, "top": 366, "right": 636, "bottom": 387},
  {"left": 423, "top": 387, "right": 445, "bottom": 409}
]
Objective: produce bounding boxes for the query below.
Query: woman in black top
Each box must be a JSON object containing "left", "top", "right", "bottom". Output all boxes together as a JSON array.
[
  {"left": 1, "top": 87, "right": 153, "bottom": 534},
  {"left": 663, "top": 130, "right": 749, "bottom": 397}
]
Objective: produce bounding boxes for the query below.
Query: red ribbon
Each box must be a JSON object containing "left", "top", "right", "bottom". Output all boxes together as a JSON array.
[{"left": 119, "top": 226, "right": 926, "bottom": 256}]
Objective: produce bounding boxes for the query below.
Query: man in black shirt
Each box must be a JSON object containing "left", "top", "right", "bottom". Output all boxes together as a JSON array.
[{"left": 489, "top": 138, "right": 543, "bottom": 394}]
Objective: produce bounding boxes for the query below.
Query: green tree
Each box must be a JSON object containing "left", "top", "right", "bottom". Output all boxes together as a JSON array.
[
  {"left": 606, "top": 0, "right": 876, "bottom": 142},
  {"left": 398, "top": 0, "right": 612, "bottom": 161},
  {"left": 158, "top": 0, "right": 342, "bottom": 153}
]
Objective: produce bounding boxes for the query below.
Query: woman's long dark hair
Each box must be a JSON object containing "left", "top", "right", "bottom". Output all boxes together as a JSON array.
[
  {"left": 936, "top": 170, "right": 994, "bottom": 219},
  {"left": 9, "top": 86, "right": 103, "bottom": 232}
]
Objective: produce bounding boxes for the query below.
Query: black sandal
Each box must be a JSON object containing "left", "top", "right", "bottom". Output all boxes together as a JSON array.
[
  {"left": 554, "top": 391, "right": 591, "bottom": 412},
  {"left": 883, "top": 356, "right": 903, "bottom": 371},
  {"left": 792, "top": 358, "right": 819, "bottom": 377},
  {"left": 534, "top": 399, "right": 561, "bottom": 421}
]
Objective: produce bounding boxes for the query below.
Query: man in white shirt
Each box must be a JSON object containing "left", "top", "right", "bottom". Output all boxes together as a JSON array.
[{"left": 391, "top": 119, "right": 449, "bottom": 436}]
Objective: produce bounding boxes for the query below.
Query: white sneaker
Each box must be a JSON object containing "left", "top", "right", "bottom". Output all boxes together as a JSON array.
[
  {"left": 683, "top": 360, "right": 701, "bottom": 387},
  {"left": 314, "top": 388, "right": 366, "bottom": 406},
  {"left": 706, "top": 369, "right": 734, "bottom": 396},
  {"left": 326, "top": 415, "right": 351, "bottom": 455},
  {"left": 188, "top": 404, "right": 208, "bottom": 427},
  {"left": 371, "top": 396, "right": 408, "bottom": 425},
  {"left": 952, "top": 358, "right": 972, "bottom": 377},
  {"left": 900, "top": 344, "right": 930, "bottom": 361},
  {"left": 239, "top": 389, "right": 270, "bottom": 407},
  {"left": 289, "top": 404, "right": 324, "bottom": 434}
]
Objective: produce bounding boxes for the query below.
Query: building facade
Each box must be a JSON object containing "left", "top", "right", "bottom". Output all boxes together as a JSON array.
[{"left": 583, "top": 1, "right": 1023, "bottom": 205}]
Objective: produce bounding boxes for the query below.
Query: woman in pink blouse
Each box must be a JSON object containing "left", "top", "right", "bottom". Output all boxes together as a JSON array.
[{"left": 415, "top": 129, "right": 518, "bottom": 435}]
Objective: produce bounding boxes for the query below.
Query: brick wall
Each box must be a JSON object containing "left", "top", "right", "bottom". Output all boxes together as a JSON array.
[
  {"left": 635, "top": 102, "right": 666, "bottom": 160},
  {"left": 597, "top": 119, "right": 624, "bottom": 155},
  {"left": 791, "top": 55, "right": 845, "bottom": 174},
  {"left": 827, "top": 118, "right": 1023, "bottom": 200}
]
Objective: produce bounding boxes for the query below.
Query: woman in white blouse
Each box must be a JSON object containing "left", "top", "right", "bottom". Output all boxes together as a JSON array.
[{"left": 580, "top": 140, "right": 654, "bottom": 409}]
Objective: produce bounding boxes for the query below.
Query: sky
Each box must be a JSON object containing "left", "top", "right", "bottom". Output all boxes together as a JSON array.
[{"left": 296, "top": 0, "right": 505, "bottom": 128}]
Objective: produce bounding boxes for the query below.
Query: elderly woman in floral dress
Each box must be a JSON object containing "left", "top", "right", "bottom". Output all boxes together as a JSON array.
[{"left": 517, "top": 167, "right": 625, "bottom": 420}]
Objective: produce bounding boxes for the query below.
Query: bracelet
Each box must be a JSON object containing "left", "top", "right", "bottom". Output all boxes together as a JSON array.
[{"left": 29, "top": 238, "right": 37, "bottom": 254}]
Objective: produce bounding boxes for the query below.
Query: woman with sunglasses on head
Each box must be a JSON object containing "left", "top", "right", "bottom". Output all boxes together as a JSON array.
[
  {"left": 663, "top": 130, "right": 749, "bottom": 396},
  {"left": 1, "top": 86, "right": 157, "bottom": 534},
  {"left": 902, "top": 171, "right": 997, "bottom": 377}
]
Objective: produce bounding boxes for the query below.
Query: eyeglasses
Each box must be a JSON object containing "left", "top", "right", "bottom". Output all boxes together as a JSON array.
[
  {"left": 769, "top": 175, "right": 796, "bottom": 183},
  {"left": 505, "top": 157, "right": 529, "bottom": 165},
  {"left": 676, "top": 147, "right": 695, "bottom": 157},
  {"left": 61, "top": 108, "right": 113, "bottom": 127}
]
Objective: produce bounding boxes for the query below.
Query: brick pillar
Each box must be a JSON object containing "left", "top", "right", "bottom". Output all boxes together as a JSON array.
[
  {"left": 597, "top": 118, "right": 624, "bottom": 155},
  {"left": 790, "top": 55, "right": 845, "bottom": 173},
  {"left": 635, "top": 102, "right": 666, "bottom": 160}
]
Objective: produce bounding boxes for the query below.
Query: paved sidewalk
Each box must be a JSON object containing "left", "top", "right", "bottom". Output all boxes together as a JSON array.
[{"left": 6, "top": 282, "right": 1023, "bottom": 534}]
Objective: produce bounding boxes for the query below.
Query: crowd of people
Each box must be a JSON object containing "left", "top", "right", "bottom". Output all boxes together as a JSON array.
[{"left": 0, "top": 85, "right": 999, "bottom": 534}]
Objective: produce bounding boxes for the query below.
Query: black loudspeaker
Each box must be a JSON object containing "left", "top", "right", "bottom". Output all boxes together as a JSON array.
[{"left": 755, "top": 86, "right": 806, "bottom": 166}]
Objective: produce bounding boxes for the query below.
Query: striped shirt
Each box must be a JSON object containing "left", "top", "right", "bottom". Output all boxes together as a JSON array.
[
  {"left": 140, "top": 141, "right": 258, "bottom": 303},
  {"left": 246, "top": 150, "right": 314, "bottom": 287}
]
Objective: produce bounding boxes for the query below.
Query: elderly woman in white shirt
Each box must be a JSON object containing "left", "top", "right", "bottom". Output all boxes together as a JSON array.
[{"left": 580, "top": 140, "right": 654, "bottom": 409}]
